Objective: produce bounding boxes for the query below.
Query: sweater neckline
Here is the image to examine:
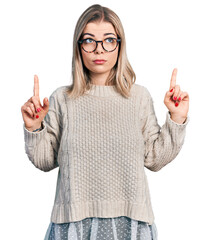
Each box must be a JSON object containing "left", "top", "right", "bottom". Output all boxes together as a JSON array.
[{"left": 86, "top": 83, "right": 120, "bottom": 97}]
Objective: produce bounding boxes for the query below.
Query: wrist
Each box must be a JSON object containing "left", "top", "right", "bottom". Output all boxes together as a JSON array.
[
  {"left": 26, "top": 123, "right": 42, "bottom": 132},
  {"left": 170, "top": 113, "right": 187, "bottom": 124}
]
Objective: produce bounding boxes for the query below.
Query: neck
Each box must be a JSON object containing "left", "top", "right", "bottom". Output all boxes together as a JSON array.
[{"left": 89, "top": 71, "right": 113, "bottom": 86}]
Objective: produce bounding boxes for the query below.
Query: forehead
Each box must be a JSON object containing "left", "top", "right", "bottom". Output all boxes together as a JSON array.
[{"left": 83, "top": 21, "right": 116, "bottom": 36}]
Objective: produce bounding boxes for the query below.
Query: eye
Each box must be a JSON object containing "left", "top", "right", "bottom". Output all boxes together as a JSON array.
[
  {"left": 83, "top": 38, "right": 94, "bottom": 44},
  {"left": 105, "top": 38, "right": 115, "bottom": 43}
]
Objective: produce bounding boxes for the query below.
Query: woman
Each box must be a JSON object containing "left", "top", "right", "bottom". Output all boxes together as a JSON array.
[{"left": 21, "top": 4, "right": 189, "bottom": 240}]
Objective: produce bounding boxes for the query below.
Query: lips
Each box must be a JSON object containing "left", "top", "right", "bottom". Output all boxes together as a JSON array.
[{"left": 93, "top": 59, "right": 107, "bottom": 64}]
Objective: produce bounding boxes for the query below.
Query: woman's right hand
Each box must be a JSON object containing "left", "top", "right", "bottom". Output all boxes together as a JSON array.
[{"left": 21, "top": 75, "right": 49, "bottom": 132}]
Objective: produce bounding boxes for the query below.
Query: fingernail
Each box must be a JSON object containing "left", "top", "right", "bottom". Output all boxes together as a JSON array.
[
  {"left": 173, "top": 96, "right": 177, "bottom": 100},
  {"left": 170, "top": 89, "right": 173, "bottom": 92},
  {"left": 175, "top": 102, "right": 179, "bottom": 107},
  {"left": 37, "top": 108, "right": 41, "bottom": 112},
  {"left": 36, "top": 115, "right": 39, "bottom": 118},
  {"left": 178, "top": 97, "right": 181, "bottom": 101}
]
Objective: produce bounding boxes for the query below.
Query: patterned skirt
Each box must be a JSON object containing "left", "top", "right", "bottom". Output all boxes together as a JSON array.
[{"left": 44, "top": 216, "right": 158, "bottom": 240}]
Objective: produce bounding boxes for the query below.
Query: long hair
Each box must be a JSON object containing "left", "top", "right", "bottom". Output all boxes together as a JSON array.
[{"left": 65, "top": 4, "right": 136, "bottom": 99}]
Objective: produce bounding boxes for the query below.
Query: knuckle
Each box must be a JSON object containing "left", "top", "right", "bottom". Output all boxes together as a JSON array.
[
  {"left": 26, "top": 107, "right": 30, "bottom": 113},
  {"left": 32, "top": 96, "right": 38, "bottom": 105},
  {"left": 26, "top": 102, "right": 30, "bottom": 107},
  {"left": 32, "top": 96, "right": 38, "bottom": 102}
]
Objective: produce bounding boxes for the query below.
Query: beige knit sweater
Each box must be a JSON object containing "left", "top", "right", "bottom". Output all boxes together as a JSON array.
[{"left": 23, "top": 83, "right": 189, "bottom": 225}]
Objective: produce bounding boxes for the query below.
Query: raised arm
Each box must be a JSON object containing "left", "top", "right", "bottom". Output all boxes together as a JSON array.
[
  {"left": 141, "top": 69, "right": 189, "bottom": 172},
  {"left": 21, "top": 75, "right": 62, "bottom": 172}
]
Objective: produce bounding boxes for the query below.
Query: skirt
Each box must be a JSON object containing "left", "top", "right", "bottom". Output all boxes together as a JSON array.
[{"left": 44, "top": 216, "right": 158, "bottom": 240}]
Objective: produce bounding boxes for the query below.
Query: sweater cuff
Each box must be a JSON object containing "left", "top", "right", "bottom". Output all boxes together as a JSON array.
[
  {"left": 165, "top": 111, "right": 189, "bottom": 143},
  {"left": 167, "top": 111, "right": 190, "bottom": 126},
  {"left": 23, "top": 120, "right": 47, "bottom": 147}
]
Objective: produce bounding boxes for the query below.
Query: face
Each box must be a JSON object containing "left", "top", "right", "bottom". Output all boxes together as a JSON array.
[{"left": 80, "top": 21, "right": 119, "bottom": 80}]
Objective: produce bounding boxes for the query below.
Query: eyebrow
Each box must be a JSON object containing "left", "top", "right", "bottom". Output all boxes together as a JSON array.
[{"left": 82, "top": 33, "right": 116, "bottom": 38}]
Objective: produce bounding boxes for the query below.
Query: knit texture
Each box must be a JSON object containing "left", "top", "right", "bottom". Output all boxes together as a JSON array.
[{"left": 23, "top": 83, "right": 189, "bottom": 225}]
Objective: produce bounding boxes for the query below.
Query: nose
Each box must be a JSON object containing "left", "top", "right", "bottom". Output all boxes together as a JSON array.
[{"left": 94, "top": 41, "right": 104, "bottom": 54}]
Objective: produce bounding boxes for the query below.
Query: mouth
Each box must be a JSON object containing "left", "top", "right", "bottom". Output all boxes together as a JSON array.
[{"left": 93, "top": 59, "right": 107, "bottom": 64}]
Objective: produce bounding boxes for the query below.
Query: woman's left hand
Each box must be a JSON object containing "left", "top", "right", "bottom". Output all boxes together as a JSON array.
[{"left": 164, "top": 68, "right": 189, "bottom": 124}]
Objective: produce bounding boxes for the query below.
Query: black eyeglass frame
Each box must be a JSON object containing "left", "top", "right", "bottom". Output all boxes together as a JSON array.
[{"left": 78, "top": 38, "right": 121, "bottom": 53}]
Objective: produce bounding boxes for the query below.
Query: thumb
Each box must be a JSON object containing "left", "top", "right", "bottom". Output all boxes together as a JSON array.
[
  {"left": 42, "top": 97, "right": 49, "bottom": 112},
  {"left": 164, "top": 88, "right": 174, "bottom": 104},
  {"left": 165, "top": 88, "right": 174, "bottom": 99}
]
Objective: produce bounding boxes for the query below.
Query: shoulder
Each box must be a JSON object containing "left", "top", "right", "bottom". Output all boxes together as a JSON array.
[
  {"left": 132, "top": 84, "right": 155, "bottom": 118},
  {"left": 50, "top": 85, "right": 69, "bottom": 98},
  {"left": 49, "top": 85, "right": 69, "bottom": 103},
  {"left": 131, "top": 83, "right": 152, "bottom": 99},
  {"left": 48, "top": 85, "right": 69, "bottom": 112}
]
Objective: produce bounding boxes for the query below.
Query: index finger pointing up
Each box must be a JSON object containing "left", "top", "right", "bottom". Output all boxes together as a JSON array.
[
  {"left": 34, "top": 75, "right": 39, "bottom": 97},
  {"left": 170, "top": 68, "right": 177, "bottom": 90}
]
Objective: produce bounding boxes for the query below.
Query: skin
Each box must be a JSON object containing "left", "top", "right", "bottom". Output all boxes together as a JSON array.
[
  {"left": 80, "top": 21, "right": 119, "bottom": 86},
  {"left": 164, "top": 68, "right": 189, "bottom": 124},
  {"left": 80, "top": 21, "right": 189, "bottom": 124},
  {"left": 21, "top": 75, "right": 49, "bottom": 132},
  {"left": 21, "top": 23, "right": 189, "bottom": 131}
]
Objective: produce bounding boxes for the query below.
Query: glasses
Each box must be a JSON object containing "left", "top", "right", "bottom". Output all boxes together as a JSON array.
[{"left": 78, "top": 37, "right": 121, "bottom": 53}]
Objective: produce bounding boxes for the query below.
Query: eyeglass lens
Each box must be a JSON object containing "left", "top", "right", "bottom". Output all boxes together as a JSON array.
[{"left": 82, "top": 38, "right": 118, "bottom": 52}]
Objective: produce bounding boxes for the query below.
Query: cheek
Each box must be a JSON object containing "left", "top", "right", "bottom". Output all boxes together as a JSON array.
[
  {"left": 109, "top": 51, "right": 119, "bottom": 66},
  {"left": 81, "top": 51, "right": 92, "bottom": 67}
]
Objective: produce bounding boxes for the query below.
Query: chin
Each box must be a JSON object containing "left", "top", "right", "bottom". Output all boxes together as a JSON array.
[{"left": 90, "top": 67, "right": 110, "bottom": 74}]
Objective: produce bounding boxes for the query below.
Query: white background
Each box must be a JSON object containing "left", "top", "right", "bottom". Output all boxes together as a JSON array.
[{"left": 0, "top": 0, "right": 210, "bottom": 239}]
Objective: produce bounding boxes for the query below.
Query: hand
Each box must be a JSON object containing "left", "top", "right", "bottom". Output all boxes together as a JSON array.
[
  {"left": 164, "top": 68, "right": 189, "bottom": 124},
  {"left": 21, "top": 75, "right": 49, "bottom": 131}
]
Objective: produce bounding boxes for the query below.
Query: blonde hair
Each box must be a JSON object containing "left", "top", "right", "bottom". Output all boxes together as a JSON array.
[{"left": 66, "top": 4, "right": 136, "bottom": 99}]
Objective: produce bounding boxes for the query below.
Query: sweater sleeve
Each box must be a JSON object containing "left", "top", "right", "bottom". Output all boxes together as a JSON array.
[
  {"left": 140, "top": 88, "right": 189, "bottom": 172},
  {"left": 23, "top": 90, "right": 63, "bottom": 172}
]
